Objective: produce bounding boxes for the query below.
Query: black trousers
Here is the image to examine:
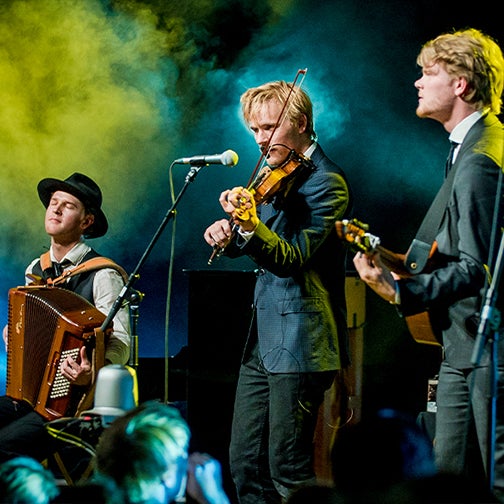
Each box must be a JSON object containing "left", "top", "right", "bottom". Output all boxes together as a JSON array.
[
  {"left": 0, "top": 396, "right": 50, "bottom": 462},
  {"left": 229, "top": 343, "right": 335, "bottom": 504}
]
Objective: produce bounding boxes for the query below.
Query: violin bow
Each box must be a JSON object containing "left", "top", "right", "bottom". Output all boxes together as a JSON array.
[
  {"left": 245, "top": 68, "right": 308, "bottom": 187},
  {"left": 208, "top": 68, "right": 308, "bottom": 265}
]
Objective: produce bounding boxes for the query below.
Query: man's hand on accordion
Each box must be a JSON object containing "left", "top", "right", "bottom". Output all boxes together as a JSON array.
[{"left": 60, "top": 346, "right": 92, "bottom": 386}]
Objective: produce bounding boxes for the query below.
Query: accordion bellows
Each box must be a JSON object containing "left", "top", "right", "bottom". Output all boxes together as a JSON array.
[{"left": 7, "top": 286, "right": 106, "bottom": 420}]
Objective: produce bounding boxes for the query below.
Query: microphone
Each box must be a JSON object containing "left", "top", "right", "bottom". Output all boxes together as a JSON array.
[{"left": 175, "top": 149, "right": 239, "bottom": 166}]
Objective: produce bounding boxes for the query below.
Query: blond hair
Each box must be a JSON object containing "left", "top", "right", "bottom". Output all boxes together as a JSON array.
[
  {"left": 240, "top": 80, "right": 316, "bottom": 140},
  {"left": 95, "top": 401, "right": 190, "bottom": 503},
  {"left": 417, "top": 28, "right": 504, "bottom": 114}
]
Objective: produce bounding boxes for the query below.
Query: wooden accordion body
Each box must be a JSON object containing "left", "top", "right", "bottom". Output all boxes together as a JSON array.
[{"left": 6, "top": 286, "right": 107, "bottom": 421}]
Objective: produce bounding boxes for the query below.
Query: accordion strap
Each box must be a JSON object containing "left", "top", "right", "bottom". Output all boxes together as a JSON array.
[
  {"left": 39, "top": 251, "right": 129, "bottom": 286},
  {"left": 75, "top": 326, "right": 106, "bottom": 416}
]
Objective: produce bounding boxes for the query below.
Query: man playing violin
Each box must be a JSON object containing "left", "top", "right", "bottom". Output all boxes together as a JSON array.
[{"left": 204, "top": 80, "right": 353, "bottom": 504}]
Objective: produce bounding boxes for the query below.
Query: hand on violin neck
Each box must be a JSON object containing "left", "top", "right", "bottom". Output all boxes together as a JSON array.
[
  {"left": 226, "top": 187, "right": 258, "bottom": 232},
  {"left": 219, "top": 189, "right": 237, "bottom": 214},
  {"left": 233, "top": 209, "right": 259, "bottom": 232}
]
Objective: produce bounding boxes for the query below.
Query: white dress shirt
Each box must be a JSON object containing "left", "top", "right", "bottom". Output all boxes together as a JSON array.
[{"left": 26, "top": 240, "right": 131, "bottom": 365}]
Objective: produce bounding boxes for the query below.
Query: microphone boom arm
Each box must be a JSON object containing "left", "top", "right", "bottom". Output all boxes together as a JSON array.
[{"left": 99, "top": 164, "right": 204, "bottom": 333}]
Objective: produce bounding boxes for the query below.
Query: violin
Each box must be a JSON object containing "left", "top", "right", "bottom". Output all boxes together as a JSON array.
[
  {"left": 208, "top": 148, "right": 314, "bottom": 264},
  {"left": 250, "top": 147, "right": 313, "bottom": 206}
]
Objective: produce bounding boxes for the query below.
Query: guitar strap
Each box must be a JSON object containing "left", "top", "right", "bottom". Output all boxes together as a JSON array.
[{"left": 405, "top": 163, "right": 458, "bottom": 274}]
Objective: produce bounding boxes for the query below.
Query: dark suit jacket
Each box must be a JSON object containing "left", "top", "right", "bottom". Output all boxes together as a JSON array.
[
  {"left": 226, "top": 144, "right": 353, "bottom": 373},
  {"left": 399, "top": 112, "right": 504, "bottom": 368}
]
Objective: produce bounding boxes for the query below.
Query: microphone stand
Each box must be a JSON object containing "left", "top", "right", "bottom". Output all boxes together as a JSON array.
[
  {"left": 470, "top": 230, "right": 503, "bottom": 493},
  {"left": 127, "top": 289, "right": 144, "bottom": 370},
  {"left": 470, "top": 161, "right": 504, "bottom": 494},
  {"left": 99, "top": 164, "right": 206, "bottom": 374}
]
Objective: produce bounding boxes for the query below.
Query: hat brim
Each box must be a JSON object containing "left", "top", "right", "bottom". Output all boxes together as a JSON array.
[{"left": 37, "top": 178, "right": 108, "bottom": 238}]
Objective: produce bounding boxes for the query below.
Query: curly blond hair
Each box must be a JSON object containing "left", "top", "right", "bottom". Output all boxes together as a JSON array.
[{"left": 417, "top": 28, "right": 504, "bottom": 114}]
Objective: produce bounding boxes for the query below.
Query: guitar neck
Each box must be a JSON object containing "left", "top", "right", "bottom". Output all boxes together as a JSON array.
[
  {"left": 375, "top": 246, "right": 410, "bottom": 277},
  {"left": 335, "top": 219, "right": 412, "bottom": 277}
]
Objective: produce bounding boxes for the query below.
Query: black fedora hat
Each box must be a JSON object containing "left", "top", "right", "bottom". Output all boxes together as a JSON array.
[{"left": 37, "top": 172, "right": 108, "bottom": 238}]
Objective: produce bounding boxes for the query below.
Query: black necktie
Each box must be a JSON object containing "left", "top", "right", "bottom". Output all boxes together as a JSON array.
[
  {"left": 53, "top": 259, "right": 71, "bottom": 278},
  {"left": 445, "top": 141, "right": 458, "bottom": 177}
]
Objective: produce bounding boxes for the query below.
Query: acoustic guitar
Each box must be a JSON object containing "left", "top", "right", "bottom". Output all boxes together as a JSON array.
[{"left": 336, "top": 218, "right": 441, "bottom": 346}]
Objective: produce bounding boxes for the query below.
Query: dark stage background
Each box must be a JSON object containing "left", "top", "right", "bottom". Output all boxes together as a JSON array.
[{"left": 0, "top": 0, "right": 501, "bottom": 421}]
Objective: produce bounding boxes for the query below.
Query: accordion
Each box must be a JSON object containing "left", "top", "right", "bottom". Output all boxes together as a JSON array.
[{"left": 6, "top": 286, "right": 107, "bottom": 421}]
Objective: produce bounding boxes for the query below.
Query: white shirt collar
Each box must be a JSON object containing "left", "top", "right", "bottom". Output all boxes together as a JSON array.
[
  {"left": 304, "top": 141, "right": 317, "bottom": 158},
  {"left": 50, "top": 239, "right": 91, "bottom": 266},
  {"left": 449, "top": 110, "right": 483, "bottom": 145},
  {"left": 448, "top": 110, "right": 483, "bottom": 162}
]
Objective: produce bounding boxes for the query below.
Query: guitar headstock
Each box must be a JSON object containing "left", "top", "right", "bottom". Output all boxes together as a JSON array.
[{"left": 335, "top": 218, "right": 381, "bottom": 254}]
